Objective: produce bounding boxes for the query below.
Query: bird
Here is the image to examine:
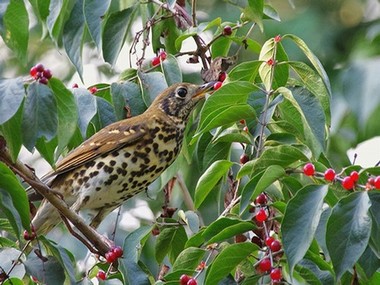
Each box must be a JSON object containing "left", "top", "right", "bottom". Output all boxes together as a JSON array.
[{"left": 29, "top": 81, "right": 215, "bottom": 234}]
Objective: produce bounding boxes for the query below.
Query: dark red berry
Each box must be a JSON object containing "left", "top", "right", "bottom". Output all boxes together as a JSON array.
[
  {"left": 303, "top": 163, "right": 315, "bottom": 176},
  {"left": 72, "top": 83, "right": 79, "bottom": 88},
  {"left": 180, "top": 274, "right": 191, "bottom": 285},
  {"left": 151, "top": 56, "right": 160, "bottom": 66},
  {"left": 255, "top": 193, "right": 267, "bottom": 205},
  {"left": 151, "top": 227, "right": 160, "bottom": 236},
  {"left": 270, "top": 240, "right": 282, "bottom": 252},
  {"left": 324, "top": 168, "right": 336, "bottom": 181},
  {"left": 265, "top": 236, "right": 275, "bottom": 247},
  {"left": 374, "top": 176, "right": 380, "bottom": 189},
  {"left": 218, "top": 72, "right": 227, "bottom": 82},
  {"left": 258, "top": 258, "right": 271, "bottom": 272},
  {"left": 35, "top": 63, "right": 44, "bottom": 72},
  {"left": 187, "top": 278, "right": 197, "bottom": 285},
  {"left": 235, "top": 234, "right": 248, "bottom": 243},
  {"left": 240, "top": 153, "right": 249, "bottom": 164},
  {"left": 342, "top": 176, "right": 354, "bottom": 190},
  {"left": 105, "top": 251, "right": 117, "bottom": 263},
  {"left": 23, "top": 226, "right": 36, "bottom": 240},
  {"left": 350, "top": 171, "right": 359, "bottom": 182},
  {"left": 42, "top": 69, "right": 52, "bottom": 79},
  {"left": 223, "top": 25, "right": 232, "bottom": 36},
  {"left": 213, "top": 81, "right": 223, "bottom": 90},
  {"left": 97, "top": 270, "right": 106, "bottom": 280},
  {"left": 39, "top": 77, "right": 48, "bottom": 85},
  {"left": 159, "top": 51, "right": 167, "bottom": 61},
  {"left": 112, "top": 246, "right": 123, "bottom": 258},
  {"left": 270, "top": 268, "right": 282, "bottom": 281},
  {"left": 256, "top": 209, "right": 268, "bottom": 222}
]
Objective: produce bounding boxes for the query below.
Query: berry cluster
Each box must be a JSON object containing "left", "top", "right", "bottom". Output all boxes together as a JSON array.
[
  {"left": 29, "top": 63, "right": 52, "bottom": 85},
  {"left": 213, "top": 71, "right": 227, "bottom": 91},
  {"left": 23, "top": 226, "right": 36, "bottom": 241},
  {"left": 303, "top": 162, "right": 380, "bottom": 190},
  {"left": 151, "top": 51, "right": 167, "bottom": 67},
  {"left": 180, "top": 274, "right": 197, "bottom": 285},
  {"left": 104, "top": 246, "right": 123, "bottom": 264}
]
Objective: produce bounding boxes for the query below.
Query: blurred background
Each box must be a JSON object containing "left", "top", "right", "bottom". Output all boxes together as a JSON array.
[{"left": 1, "top": 0, "right": 380, "bottom": 281}]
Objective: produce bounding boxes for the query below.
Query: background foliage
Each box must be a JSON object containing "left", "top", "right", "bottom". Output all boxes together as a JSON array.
[{"left": 1, "top": 0, "right": 380, "bottom": 284}]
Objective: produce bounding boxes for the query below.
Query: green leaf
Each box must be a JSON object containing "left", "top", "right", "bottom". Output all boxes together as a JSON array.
[
  {"left": 238, "top": 145, "right": 308, "bottom": 178},
  {"left": 73, "top": 88, "right": 97, "bottom": 138},
  {"left": 24, "top": 255, "right": 66, "bottom": 285},
  {"left": 93, "top": 96, "right": 117, "bottom": 129},
  {"left": 326, "top": 191, "right": 371, "bottom": 280},
  {"left": 35, "top": 136, "right": 58, "bottom": 166},
  {"left": 277, "top": 87, "right": 326, "bottom": 157},
  {"left": 172, "top": 247, "right": 206, "bottom": 272},
  {"left": 0, "top": 162, "right": 31, "bottom": 233},
  {"left": 368, "top": 192, "right": 380, "bottom": 257},
  {"left": 213, "top": 126, "right": 252, "bottom": 145},
  {"left": 123, "top": 225, "right": 152, "bottom": 263},
  {"left": 22, "top": 83, "right": 58, "bottom": 151},
  {"left": 175, "top": 30, "right": 196, "bottom": 51},
  {"left": 155, "top": 226, "right": 187, "bottom": 264},
  {"left": 358, "top": 245, "right": 380, "bottom": 279},
  {"left": 288, "top": 61, "right": 331, "bottom": 125},
  {"left": 228, "top": 61, "right": 261, "bottom": 83},
  {"left": 162, "top": 54, "right": 182, "bottom": 86},
  {"left": 263, "top": 4, "right": 281, "bottom": 21},
  {"left": 211, "top": 35, "right": 233, "bottom": 58},
  {"left": 111, "top": 81, "right": 145, "bottom": 119},
  {"left": 63, "top": 0, "right": 85, "bottom": 80},
  {"left": 103, "top": 7, "right": 134, "bottom": 66},
  {"left": 2, "top": 0, "right": 28, "bottom": 62},
  {"left": 0, "top": 77, "right": 25, "bottom": 124},
  {"left": 283, "top": 34, "right": 332, "bottom": 98},
  {"left": 194, "top": 160, "right": 234, "bottom": 209},
  {"left": 282, "top": 185, "right": 328, "bottom": 275},
  {"left": 47, "top": 0, "right": 72, "bottom": 42},
  {"left": 120, "top": 261, "right": 151, "bottom": 285},
  {"left": 138, "top": 71, "right": 168, "bottom": 106},
  {"left": 248, "top": 0, "right": 264, "bottom": 31},
  {"left": 205, "top": 243, "right": 258, "bottom": 285},
  {"left": 207, "top": 221, "right": 255, "bottom": 244},
  {"left": 49, "top": 79, "right": 78, "bottom": 157},
  {"left": 240, "top": 165, "right": 285, "bottom": 214},
  {"left": 202, "top": 141, "right": 231, "bottom": 170},
  {"left": 83, "top": 0, "right": 111, "bottom": 50},
  {"left": 0, "top": 100, "right": 23, "bottom": 161},
  {"left": 202, "top": 218, "right": 246, "bottom": 241},
  {"left": 0, "top": 189, "right": 22, "bottom": 237}
]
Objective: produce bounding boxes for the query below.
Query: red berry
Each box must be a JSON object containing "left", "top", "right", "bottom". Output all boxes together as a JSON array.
[
  {"left": 265, "top": 236, "right": 275, "bottom": 247},
  {"left": 342, "top": 176, "right": 354, "bottom": 190},
  {"left": 105, "top": 251, "right": 117, "bottom": 263},
  {"left": 30, "top": 66, "right": 38, "bottom": 78},
  {"left": 72, "top": 83, "right": 79, "bottom": 88},
  {"left": 267, "top": 58, "right": 275, "bottom": 66},
  {"left": 243, "top": 126, "right": 249, "bottom": 133},
  {"left": 274, "top": 35, "right": 282, "bottom": 42},
  {"left": 89, "top": 87, "right": 97, "bottom": 94},
  {"left": 35, "top": 63, "right": 44, "bottom": 72},
  {"left": 112, "top": 246, "right": 123, "bottom": 258},
  {"left": 159, "top": 51, "right": 167, "bottom": 61},
  {"left": 239, "top": 119, "right": 246, "bottom": 125},
  {"left": 258, "top": 258, "right": 271, "bottom": 272},
  {"left": 42, "top": 69, "right": 52, "bottom": 79},
  {"left": 324, "top": 168, "right": 336, "bottom": 181},
  {"left": 270, "top": 268, "right": 282, "bottom": 281},
  {"left": 240, "top": 153, "right": 249, "bottom": 164},
  {"left": 187, "top": 278, "right": 197, "bottom": 285},
  {"left": 368, "top": 177, "right": 375, "bottom": 186},
  {"left": 223, "top": 25, "right": 232, "bottom": 36},
  {"left": 374, "top": 176, "right": 380, "bottom": 189},
  {"left": 218, "top": 71, "right": 227, "bottom": 82},
  {"left": 350, "top": 171, "right": 359, "bottom": 182},
  {"left": 303, "top": 163, "right": 315, "bottom": 176},
  {"left": 180, "top": 274, "right": 191, "bottom": 285},
  {"left": 23, "top": 227, "right": 36, "bottom": 240},
  {"left": 256, "top": 193, "right": 267, "bottom": 205},
  {"left": 39, "top": 77, "right": 48, "bottom": 85},
  {"left": 213, "top": 81, "right": 223, "bottom": 90},
  {"left": 97, "top": 270, "right": 106, "bottom": 280},
  {"left": 151, "top": 227, "right": 160, "bottom": 236},
  {"left": 31, "top": 276, "right": 39, "bottom": 283},
  {"left": 151, "top": 56, "right": 161, "bottom": 66},
  {"left": 256, "top": 209, "right": 268, "bottom": 222},
  {"left": 270, "top": 240, "right": 282, "bottom": 252}
]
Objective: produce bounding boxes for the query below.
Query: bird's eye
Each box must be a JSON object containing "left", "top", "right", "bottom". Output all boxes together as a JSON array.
[{"left": 176, "top": 87, "right": 188, "bottom": 99}]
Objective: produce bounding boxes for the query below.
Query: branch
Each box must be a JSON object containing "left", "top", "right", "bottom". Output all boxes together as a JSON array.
[{"left": 0, "top": 137, "right": 112, "bottom": 256}]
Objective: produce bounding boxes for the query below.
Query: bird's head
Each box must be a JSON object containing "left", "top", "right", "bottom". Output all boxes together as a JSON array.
[{"left": 150, "top": 82, "right": 215, "bottom": 122}]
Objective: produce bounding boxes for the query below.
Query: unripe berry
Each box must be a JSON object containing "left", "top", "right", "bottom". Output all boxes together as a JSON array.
[
  {"left": 303, "top": 163, "right": 315, "bottom": 176},
  {"left": 342, "top": 176, "right": 354, "bottom": 190},
  {"left": 270, "top": 240, "right": 282, "bottom": 252},
  {"left": 97, "top": 270, "right": 106, "bottom": 280},
  {"left": 270, "top": 268, "right": 282, "bottom": 281},
  {"left": 255, "top": 193, "right": 267, "bottom": 205},
  {"left": 180, "top": 274, "right": 191, "bottom": 285},
  {"left": 223, "top": 25, "right": 232, "bottom": 36},
  {"left": 258, "top": 258, "right": 271, "bottom": 272},
  {"left": 256, "top": 208, "right": 268, "bottom": 222},
  {"left": 324, "top": 168, "right": 336, "bottom": 181},
  {"left": 213, "top": 81, "right": 223, "bottom": 90}
]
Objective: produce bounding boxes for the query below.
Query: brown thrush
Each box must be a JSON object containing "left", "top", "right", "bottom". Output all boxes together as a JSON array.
[{"left": 30, "top": 82, "right": 214, "bottom": 234}]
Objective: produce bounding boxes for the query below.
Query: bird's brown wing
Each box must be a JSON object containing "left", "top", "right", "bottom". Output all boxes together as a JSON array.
[{"left": 46, "top": 118, "right": 148, "bottom": 178}]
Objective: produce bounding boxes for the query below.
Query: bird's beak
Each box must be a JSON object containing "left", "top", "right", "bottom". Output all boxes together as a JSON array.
[{"left": 193, "top": 81, "right": 216, "bottom": 98}]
